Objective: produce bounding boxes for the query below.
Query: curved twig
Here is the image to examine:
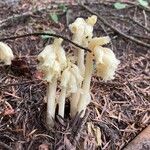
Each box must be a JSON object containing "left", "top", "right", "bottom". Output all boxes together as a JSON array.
[{"left": 0, "top": 32, "right": 91, "bottom": 52}]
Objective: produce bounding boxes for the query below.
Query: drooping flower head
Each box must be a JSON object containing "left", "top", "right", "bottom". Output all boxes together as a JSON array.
[
  {"left": 0, "top": 42, "right": 14, "bottom": 65},
  {"left": 60, "top": 62, "right": 83, "bottom": 94},
  {"left": 69, "top": 15, "right": 97, "bottom": 47},
  {"left": 95, "top": 47, "right": 120, "bottom": 81},
  {"left": 88, "top": 37, "right": 120, "bottom": 81},
  {"left": 38, "top": 38, "right": 67, "bottom": 82}
]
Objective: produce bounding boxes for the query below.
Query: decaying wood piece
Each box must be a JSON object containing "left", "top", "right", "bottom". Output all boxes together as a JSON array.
[{"left": 123, "top": 126, "right": 150, "bottom": 150}]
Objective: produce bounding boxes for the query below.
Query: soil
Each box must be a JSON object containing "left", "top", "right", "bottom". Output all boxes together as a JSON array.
[{"left": 0, "top": 1, "right": 149, "bottom": 150}]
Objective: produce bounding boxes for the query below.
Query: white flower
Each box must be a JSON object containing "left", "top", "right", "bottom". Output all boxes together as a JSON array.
[
  {"left": 69, "top": 74, "right": 78, "bottom": 93},
  {"left": 86, "top": 15, "right": 97, "bottom": 26},
  {"left": 94, "top": 46, "right": 104, "bottom": 64},
  {"left": 69, "top": 18, "right": 85, "bottom": 45},
  {"left": 95, "top": 47, "right": 120, "bottom": 81},
  {"left": 60, "top": 63, "right": 83, "bottom": 93},
  {"left": 88, "top": 36, "right": 119, "bottom": 81},
  {"left": 70, "top": 64, "right": 83, "bottom": 84},
  {"left": 60, "top": 67, "right": 71, "bottom": 88},
  {"left": 69, "top": 15, "right": 97, "bottom": 47},
  {"left": 53, "top": 38, "right": 67, "bottom": 69},
  {"left": 37, "top": 38, "right": 67, "bottom": 82},
  {"left": 43, "top": 60, "right": 61, "bottom": 82},
  {"left": 0, "top": 42, "right": 14, "bottom": 65},
  {"left": 88, "top": 36, "right": 110, "bottom": 50},
  {"left": 38, "top": 45, "right": 56, "bottom": 70}
]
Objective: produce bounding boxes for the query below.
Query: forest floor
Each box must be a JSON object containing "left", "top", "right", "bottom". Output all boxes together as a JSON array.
[{"left": 0, "top": 0, "right": 149, "bottom": 150}]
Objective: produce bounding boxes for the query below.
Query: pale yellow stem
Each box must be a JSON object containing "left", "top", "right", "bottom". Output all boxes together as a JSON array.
[
  {"left": 46, "top": 78, "right": 57, "bottom": 127},
  {"left": 70, "top": 48, "right": 85, "bottom": 117},
  {"left": 77, "top": 49, "right": 85, "bottom": 76},
  {"left": 70, "top": 91, "right": 80, "bottom": 117},
  {"left": 77, "top": 52, "right": 93, "bottom": 117},
  {"left": 58, "top": 88, "right": 66, "bottom": 118}
]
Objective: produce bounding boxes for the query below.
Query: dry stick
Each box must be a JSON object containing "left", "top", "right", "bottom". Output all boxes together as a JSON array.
[
  {"left": 109, "top": 14, "right": 150, "bottom": 33},
  {"left": 128, "top": 17, "right": 150, "bottom": 33},
  {"left": 80, "top": 4, "right": 150, "bottom": 49},
  {"left": 0, "top": 32, "right": 91, "bottom": 52},
  {"left": 132, "top": 34, "right": 150, "bottom": 40},
  {"left": 122, "top": 125, "right": 150, "bottom": 150}
]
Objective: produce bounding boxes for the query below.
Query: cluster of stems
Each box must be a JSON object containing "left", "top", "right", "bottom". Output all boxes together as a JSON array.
[
  {"left": 0, "top": 15, "right": 120, "bottom": 129},
  {"left": 37, "top": 15, "right": 120, "bottom": 128}
]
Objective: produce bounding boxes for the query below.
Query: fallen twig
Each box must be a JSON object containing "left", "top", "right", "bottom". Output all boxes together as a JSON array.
[
  {"left": 0, "top": 32, "right": 91, "bottom": 52},
  {"left": 80, "top": 4, "right": 150, "bottom": 49},
  {"left": 123, "top": 125, "right": 150, "bottom": 150},
  {"left": 128, "top": 17, "right": 150, "bottom": 33},
  {"left": 132, "top": 34, "right": 150, "bottom": 40},
  {"left": 108, "top": 14, "right": 150, "bottom": 33}
]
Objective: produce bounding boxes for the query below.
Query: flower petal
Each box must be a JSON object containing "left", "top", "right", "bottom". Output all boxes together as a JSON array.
[
  {"left": 69, "top": 16, "right": 97, "bottom": 47},
  {"left": 61, "top": 67, "right": 71, "bottom": 88},
  {"left": 70, "top": 64, "right": 83, "bottom": 84},
  {"left": 88, "top": 37, "right": 110, "bottom": 50},
  {"left": 69, "top": 18, "right": 85, "bottom": 45},
  {"left": 86, "top": 15, "right": 97, "bottom": 26},
  {"left": 94, "top": 46, "right": 104, "bottom": 64},
  {"left": 38, "top": 45, "right": 56, "bottom": 70},
  {"left": 55, "top": 47, "right": 67, "bottom": 69},
  {"left": 0, "top": 42, "right": 14, "bottom": 65}
]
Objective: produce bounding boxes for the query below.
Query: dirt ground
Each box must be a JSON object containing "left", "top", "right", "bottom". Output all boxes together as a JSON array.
[{"left": 0, "top": 0, "right": 149, "bottom": 150}]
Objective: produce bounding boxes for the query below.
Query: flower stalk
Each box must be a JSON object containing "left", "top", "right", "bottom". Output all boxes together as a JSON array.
[
  {"left": 77, "top": 52, "right": 93, "bottom": 117},
  {"left": 38, "top": 38, "right": 67, "bottom": 127},
  {"left": 58, "top": 87, "right": 66, "bottom": 118},
  {"left": 46, "top": 78, "right": 57, "bottom": 127},
  {"left": 69, "top": 15, "right": 97, "bottom": 117},
  {"left": 71, "top": 91, "right": 80, "bottom": 117}
]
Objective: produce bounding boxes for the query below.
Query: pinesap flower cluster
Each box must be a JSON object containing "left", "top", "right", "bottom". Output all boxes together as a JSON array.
[{"left": 0, "top": 15, "right": 120, "bottom": 128}]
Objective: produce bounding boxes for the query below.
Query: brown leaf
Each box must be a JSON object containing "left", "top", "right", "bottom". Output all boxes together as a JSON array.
[{"left": 124, "top": 126, "right": 150, "bottom": 150}]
